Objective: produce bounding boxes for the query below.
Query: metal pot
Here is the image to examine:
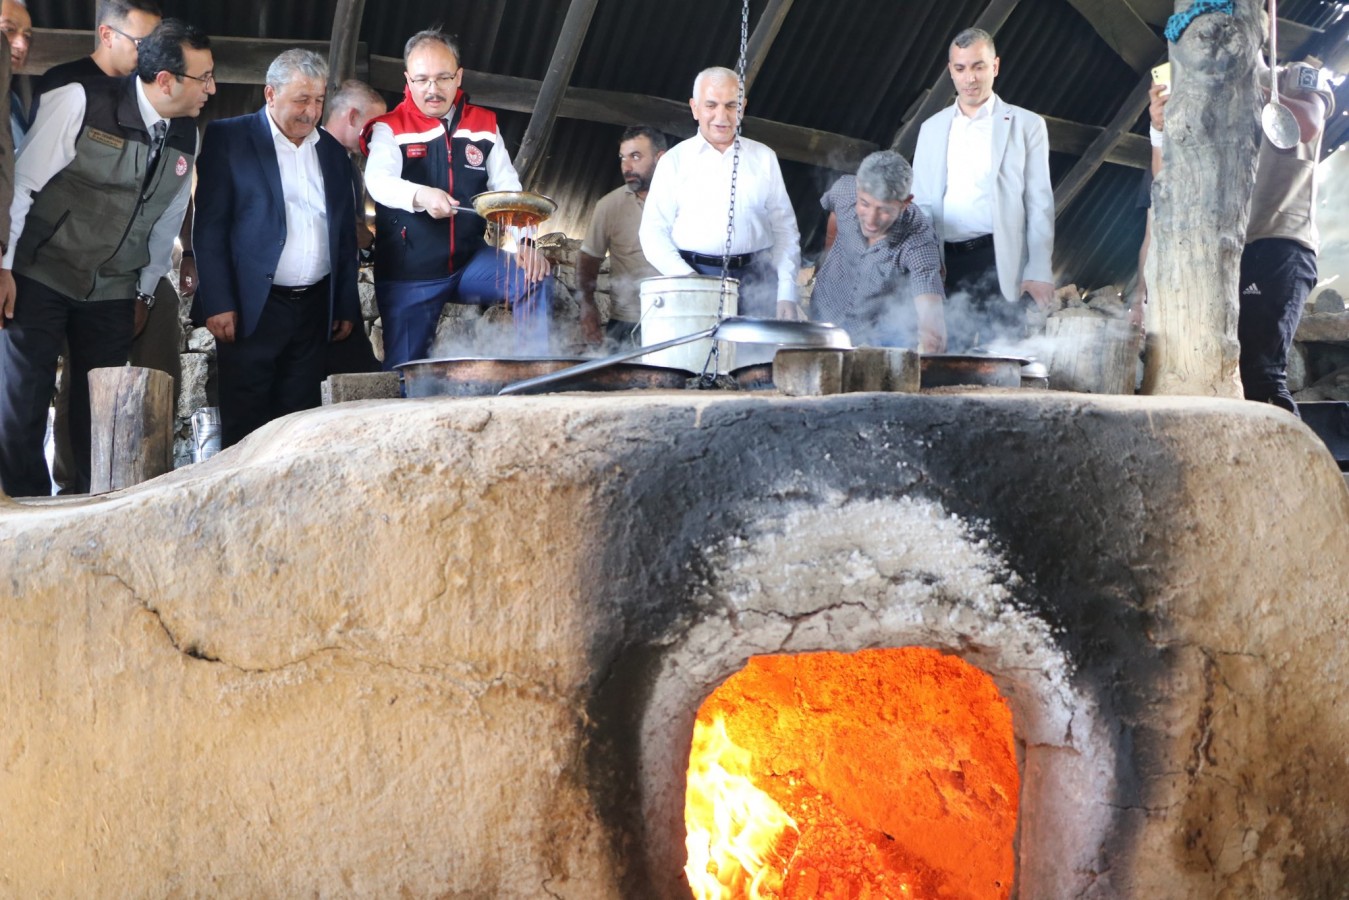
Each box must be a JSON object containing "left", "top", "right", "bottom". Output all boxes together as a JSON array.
[
  {"left": 469, "top": 191, "right": 558, "bottom": 226},
  {"left": 397, "top": 357, "right": 694, "bottom": 397},
  {"left": 920, "top": 354, "right": 1028, "bottom": 389}
]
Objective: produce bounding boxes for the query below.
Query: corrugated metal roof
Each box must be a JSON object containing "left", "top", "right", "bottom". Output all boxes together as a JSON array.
[{"left": 25, "top": 0, "right": 1348, "bottom": 289}]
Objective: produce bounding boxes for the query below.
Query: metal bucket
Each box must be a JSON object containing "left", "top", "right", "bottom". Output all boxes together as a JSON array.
[
  {"left": 191, "top": 407, "right": 221, "bottom": 463},
  {"left": 638, "top": 275, "right": 738, "bottom": 373}
]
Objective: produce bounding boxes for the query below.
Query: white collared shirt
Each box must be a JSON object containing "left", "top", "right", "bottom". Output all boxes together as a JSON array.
[
  {"left": 266, "top": 112, "right": 330, "bottom": 287},
  {"left": 3, "top": 78, "right": 193, "bottom": 289},
  {"left": 942, "top": 96, "right": 996, "bottom": 242},
  {"left": 639, "top": 133, "right": 800, "bottom": 302}
]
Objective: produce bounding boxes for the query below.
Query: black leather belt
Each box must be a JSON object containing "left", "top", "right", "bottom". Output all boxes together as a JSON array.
[
  {"left": 680, "top": 250, "right": 756, "bottom": 269},
  {"left": 944, "top": 234, "right": 994, "bottom": 254},
  {"left": 270, "top": 276, "right": 328, "bottom": 298}
]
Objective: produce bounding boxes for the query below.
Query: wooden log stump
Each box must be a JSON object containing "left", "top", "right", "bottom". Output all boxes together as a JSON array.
[
  {"left": 88, "top": 366, "right": 174, "bottom": 494},
  {"left": 1044, "top": 313, "right": 1142, "bottom": 394}
]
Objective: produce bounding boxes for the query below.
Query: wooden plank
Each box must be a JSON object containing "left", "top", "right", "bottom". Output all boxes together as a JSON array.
[
  {"left": 25, "top": 29, "right": 368, "bottom": 84},
  {"left": 889, "top": 0, "right": 1023, "bottom": 159},
  {"left": 1053, "top": 66, "right": 1158, "bottom": 214},
  {"left": 326, "top": 0, "right": 366, "bottom": 95},
  {"left": 1061, "top": 0, "right": 1164, "bottom": 73},
  {"left": 744, "top": 0, "right": 796, "bottom": 92},
  {"left": 514, "top": 0, "right": 602, "bottom": 188}
]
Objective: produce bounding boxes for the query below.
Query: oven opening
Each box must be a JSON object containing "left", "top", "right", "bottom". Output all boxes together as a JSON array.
[{"left": 684, "top": 647, "right": 1019, "bottom": 899}]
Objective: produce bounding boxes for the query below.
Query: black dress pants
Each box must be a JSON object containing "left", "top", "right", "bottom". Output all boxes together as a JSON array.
[
  {"left": 942, "top": 239, "right": 1027, "bottom": 351},
  {"left": 0, "top": 274, "right": 134, "bottom": 497},
  {"left": 216, "top": 281, "right": 329, "bottom": 448}
]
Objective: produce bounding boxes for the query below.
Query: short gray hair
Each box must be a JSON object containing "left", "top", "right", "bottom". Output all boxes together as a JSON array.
[
  {"left": 855, "top": 150, "right": 913, "bottom": 202},
  {"left": 404, "top": 29, "right": 460, "bottom": 69},
  {"left": 951, "top": 27, "right": 995, "bottom": 55},
  {"left": 266, "top": 48, "right": 328, "bottom": 90},
  {"left": 328, "top": 79, "right": 384, "bottom": 117},
  {"left": 692, "top": 66, "right": 741, "bottom": 100}
]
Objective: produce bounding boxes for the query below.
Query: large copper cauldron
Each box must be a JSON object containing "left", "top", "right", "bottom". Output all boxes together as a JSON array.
[{"left": 397, "top": 357, "right": 694, "bottom": 397}]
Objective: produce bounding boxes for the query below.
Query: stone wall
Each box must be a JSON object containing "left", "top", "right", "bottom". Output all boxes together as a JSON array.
[{"left": 2, "top": 393, "right": 1347, "bottom": 897}]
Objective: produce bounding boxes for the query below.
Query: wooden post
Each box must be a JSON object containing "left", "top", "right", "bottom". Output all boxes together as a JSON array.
[
  {"left": 88, "top": 366, "right": 174, "bottom": 495},
  {"left": 513, "top": 0, "right": 602, "bottom": 189},
  {"left": 1143, "top": 0, "right": 1261, "bottom": 397}
]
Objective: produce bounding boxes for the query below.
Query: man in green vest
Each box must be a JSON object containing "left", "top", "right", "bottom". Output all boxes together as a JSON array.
[{"left": 0, "top": 19, "right": 214, "bottom": 496}]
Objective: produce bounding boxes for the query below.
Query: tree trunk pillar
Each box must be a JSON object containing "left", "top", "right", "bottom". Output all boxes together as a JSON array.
[{"left": 1143, "top": 0, "right": 1262, "bottom": 397}]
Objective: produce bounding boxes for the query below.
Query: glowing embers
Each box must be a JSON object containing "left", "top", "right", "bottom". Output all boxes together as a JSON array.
[{"left": 684, "top": 648, "right": 1018, "bottom": 899}]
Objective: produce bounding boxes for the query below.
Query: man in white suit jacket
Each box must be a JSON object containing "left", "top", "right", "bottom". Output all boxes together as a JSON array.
[{"left": 912, "top": 28, "right": 1054, "bottom": 349}]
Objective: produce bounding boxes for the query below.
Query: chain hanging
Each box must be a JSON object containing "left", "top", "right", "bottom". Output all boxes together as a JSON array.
[{"left": 697, "top": 0, "right": 751, "bottom": 386}]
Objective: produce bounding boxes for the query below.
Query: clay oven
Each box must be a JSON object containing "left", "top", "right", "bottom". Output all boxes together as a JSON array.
[{"left": 1, "top": 392, "right": 1347, "bottom": 897}]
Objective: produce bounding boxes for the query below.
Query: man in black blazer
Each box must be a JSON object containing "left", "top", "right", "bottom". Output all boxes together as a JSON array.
[{"left": 193, "top": 48, "right": 359, "bottom": 447}]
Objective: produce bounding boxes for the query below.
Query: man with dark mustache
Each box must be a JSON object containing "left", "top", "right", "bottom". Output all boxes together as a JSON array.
[
  {"left": 192, "top": 48, "right": 359, "bottom": 447},
  {"left": 577, "top": 124, "right": 667, "bottom": 347},
  {"left": 362, "top": 29, "right": 554, "bottom": 369}
]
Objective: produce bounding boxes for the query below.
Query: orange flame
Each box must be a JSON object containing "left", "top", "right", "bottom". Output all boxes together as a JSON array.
[{"left": 684, "top": 714, "right": 798, "bottom": 899}]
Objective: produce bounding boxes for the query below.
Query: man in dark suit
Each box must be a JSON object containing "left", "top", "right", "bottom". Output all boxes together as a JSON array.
[{"left": 193, "top": 48, "right": 359, "bottom": 448}]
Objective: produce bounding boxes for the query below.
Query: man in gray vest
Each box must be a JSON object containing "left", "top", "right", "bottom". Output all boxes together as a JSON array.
[{"left": 0, "top": 19, "right": 214, "bottom": 496}]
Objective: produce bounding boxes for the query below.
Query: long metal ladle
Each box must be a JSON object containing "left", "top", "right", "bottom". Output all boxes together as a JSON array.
[
  {"left": 497, "top": 316, "right": 853, "bottom": 395},
  {"left": 1262, "top": 0, "right": 1300, "bottom": 150}
]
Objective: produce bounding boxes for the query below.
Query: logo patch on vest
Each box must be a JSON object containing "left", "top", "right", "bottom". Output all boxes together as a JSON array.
[
  {"left": 464, "top": 144, "right": 484, "bottom": 167},
  {"left": 175, "top": 156, "right": 188, "bottom": 177},
  {"left": 85, "top": 128, "right": 125, "bottom": 150},
  {"left": 406, "top": 144, "right": 427, "bottom": 158}
]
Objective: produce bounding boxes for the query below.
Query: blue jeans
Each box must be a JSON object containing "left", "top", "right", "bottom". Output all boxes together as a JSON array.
[{"left": 377, "top": 244, "right": 554, "bottom": 370}]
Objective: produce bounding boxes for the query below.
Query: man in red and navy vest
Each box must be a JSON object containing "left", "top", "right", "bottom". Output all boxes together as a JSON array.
[{"left": 362, "top": 29, "right": 553, "bottom": 369}]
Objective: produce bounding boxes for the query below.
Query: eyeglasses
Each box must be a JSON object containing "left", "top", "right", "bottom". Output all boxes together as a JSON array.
[
  {"left": 408, "top": 71, "right": 461, "bottom": 90},
  {"left": 108, "top": 25, "right": 145, "bottom": 48},
  {"left": 174, "top": 70, "right": 217, "bottom": 87}
]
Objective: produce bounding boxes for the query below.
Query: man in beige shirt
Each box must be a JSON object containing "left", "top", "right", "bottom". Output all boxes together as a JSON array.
[{"left": 578, "top": 125, "right": 666, "bottom": 346}]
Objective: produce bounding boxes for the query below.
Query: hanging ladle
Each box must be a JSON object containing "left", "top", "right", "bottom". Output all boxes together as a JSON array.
[
  {"left": 1261, "top": 0, "right": 1300, "bottom": 150},
  {"left": 497, "top": 316, "right": 853, "bottom": 395}
]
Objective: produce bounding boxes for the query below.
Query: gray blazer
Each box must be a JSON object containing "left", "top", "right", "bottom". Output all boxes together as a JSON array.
[{"left": 911, "top": 94, "right": 1054, "bottom": 303}]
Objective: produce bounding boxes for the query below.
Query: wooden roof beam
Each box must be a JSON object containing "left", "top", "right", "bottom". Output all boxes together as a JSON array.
[
  {"left": 514, "top": 0, "right": 602, "bottom": 189},
  {"left": 1062, "top": 0, "right": 1164, "bottom": 73},
  {"left": 1052, "top": 65, "right": 1159, "bottom": 215},
  {"left": 743, "top": 0, "right": 796, "bottom": 92},
  {"left": 369, "top": 56, "right": 1151, "bottom": 175},
  {"left": 24, "top": 29, "right": 369, "bottom": 84},
  {"left": 326, "top": 0, "right": 366, "bottom": 97}
]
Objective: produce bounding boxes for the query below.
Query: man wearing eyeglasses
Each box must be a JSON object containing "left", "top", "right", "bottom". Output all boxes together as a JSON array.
[
  {"left": 362, "top": 29, "right": 554, "bottom": 369},
  {"left": 31, "top": 0, "right": 163, "bottom": 495},
  {"left": 0, "top": 19, "right": 213, "bottom": 497}
]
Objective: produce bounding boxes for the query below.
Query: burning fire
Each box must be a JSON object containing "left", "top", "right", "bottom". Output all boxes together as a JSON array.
[{"left": 684, "top": 714, "right": 799, "bottom": 899}]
